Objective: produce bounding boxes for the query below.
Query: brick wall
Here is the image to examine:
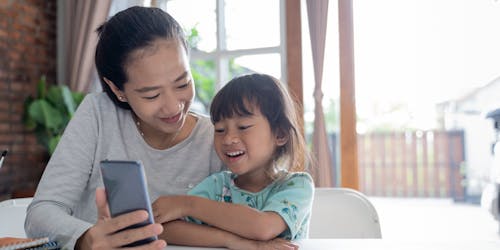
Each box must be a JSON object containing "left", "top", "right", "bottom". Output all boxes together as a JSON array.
[{"left": 0, "top": 0, "right": 56, "bottom": 200}]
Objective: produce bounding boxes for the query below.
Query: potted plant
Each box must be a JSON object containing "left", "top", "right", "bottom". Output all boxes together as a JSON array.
[{"left": 23, "top": 76, "right": 85, "bottom": 155}]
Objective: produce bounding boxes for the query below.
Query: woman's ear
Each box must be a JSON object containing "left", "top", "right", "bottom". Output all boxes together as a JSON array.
[{"left": 103, "top": 77, "right": 127, "bottom": 102}]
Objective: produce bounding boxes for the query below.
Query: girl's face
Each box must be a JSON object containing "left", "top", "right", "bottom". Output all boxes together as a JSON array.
[
  {"left": 213, "top": 105, "right": 287, "bottom": 180},
  {"left": 110, "top": 39, "right": 194, "bottom": 136}
]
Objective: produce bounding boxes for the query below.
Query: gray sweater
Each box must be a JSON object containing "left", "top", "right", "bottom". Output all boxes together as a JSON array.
[{"left": 25, "top": 92, "right": 223, "bottom": 249}]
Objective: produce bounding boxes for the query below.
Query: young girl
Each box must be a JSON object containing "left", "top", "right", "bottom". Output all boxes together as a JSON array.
[{"left": 153, "top": 73, "right": 314, "bottom": 249}]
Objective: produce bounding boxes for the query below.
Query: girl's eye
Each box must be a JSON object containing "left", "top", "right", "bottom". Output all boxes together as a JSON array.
[
  {"left": 143, "top": 93, "right": 160, "bottom": 100},
  {"left": 214, "top": 128, "right": 225, "bottom": 133},
  {"left": 238, "top": 125, "right": 252, "bottom": 130}
]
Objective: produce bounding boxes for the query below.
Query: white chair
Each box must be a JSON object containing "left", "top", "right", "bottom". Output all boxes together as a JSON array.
[
  {"left": 309, "top": 188, "right": 382, "bottom": 238},
  {"left": 0, "top": 197, "right": 33, "bottom": 237}
]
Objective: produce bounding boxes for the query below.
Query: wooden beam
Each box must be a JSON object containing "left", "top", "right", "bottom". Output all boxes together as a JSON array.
[
  {"left": 338, "top": 0, "right": 359, "bottom": 190},
  {"left": 285, "top": 0, "right": 303, "bottom": 111}
]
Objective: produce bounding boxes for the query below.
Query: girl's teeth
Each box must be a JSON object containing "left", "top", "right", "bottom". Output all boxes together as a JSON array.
[{"left": 227, "top": 151, "right": 243, "bottom": 157}]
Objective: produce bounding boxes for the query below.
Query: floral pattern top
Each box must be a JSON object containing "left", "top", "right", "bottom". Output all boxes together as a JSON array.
[{"left": 187, "top": 170, "right": 315, "bottom": 240}]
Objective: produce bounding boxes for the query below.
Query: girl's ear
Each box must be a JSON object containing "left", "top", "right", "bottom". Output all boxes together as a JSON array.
[
  {"left": 275, "top": 132, "right": 289, "bottom": 146},
  {"left": 103, "top": 77, "right": 127, "bottom": 102}
]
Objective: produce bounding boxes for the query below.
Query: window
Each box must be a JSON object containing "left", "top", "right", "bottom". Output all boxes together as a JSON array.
[{"left": 161, "top": 0, "right": 286, "bottom": 114}]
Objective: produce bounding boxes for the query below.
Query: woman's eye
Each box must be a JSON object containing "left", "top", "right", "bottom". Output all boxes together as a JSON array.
[
  {"left": 215, "top": 128, "right": 225, "bottom": 133},
  {"left": 143, "top": 93, "right": 160, "bottom": 100},
  {"left": 178, "top": 80, "right": 191, "bottom": 89}
]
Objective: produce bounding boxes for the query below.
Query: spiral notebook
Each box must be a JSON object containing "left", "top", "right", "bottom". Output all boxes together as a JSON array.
[{"left": 0, "top": 237, "right": 59, "bottom": 250}]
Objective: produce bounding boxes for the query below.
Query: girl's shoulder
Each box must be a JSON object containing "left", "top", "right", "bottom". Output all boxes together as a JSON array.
[
  {"left": 275, "top": 171, "right": 314, "bottom": 190},
  {"left": 203, "top": 170, "right": 233, "bottom": 184},
  {"left": 282, "top": 171, "right": 314, "bottom": 183}
]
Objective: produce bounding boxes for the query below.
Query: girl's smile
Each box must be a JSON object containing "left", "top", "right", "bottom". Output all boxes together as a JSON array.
[
  {"left": 224, "top": 149, "right": 246, "bottom": 163},
  {"left": 214, "top": 105, "right": 284, "bottom": 178}
]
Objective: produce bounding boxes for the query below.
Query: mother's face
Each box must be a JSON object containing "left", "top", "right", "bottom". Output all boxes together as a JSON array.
[{"left": 119, "top": 38, "right": 194, "bottom": 135}]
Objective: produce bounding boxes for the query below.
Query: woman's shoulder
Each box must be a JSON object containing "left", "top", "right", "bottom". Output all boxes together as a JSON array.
[
  {"left": 76, "top": 92, "right": 129, "bottom": 120},
  {"left": 81, "top": 92, "right": 116, "bottom": 110}
]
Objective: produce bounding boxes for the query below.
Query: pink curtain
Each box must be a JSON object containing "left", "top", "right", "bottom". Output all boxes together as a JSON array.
[
  {"left": 62, "top": 0, "right": 111, "bottom": 92},
  {"left": 307, "top": 0, "right": 333, "bottom": 187}
]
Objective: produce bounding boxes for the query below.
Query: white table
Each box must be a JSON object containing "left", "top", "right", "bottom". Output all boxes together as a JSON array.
[{"left": 164, "top": 239, "right": 500, "bottom": 250}]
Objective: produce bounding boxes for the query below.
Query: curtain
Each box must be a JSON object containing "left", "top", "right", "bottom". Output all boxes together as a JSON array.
[
  {"left": 61, "top": 0, "right": 111, "bottom": 92},
  {"left": 307, "top": 0, "right": 333, "bottom": 187}
]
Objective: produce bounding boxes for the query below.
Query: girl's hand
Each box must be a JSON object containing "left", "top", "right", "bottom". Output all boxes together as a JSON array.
[
  {"left": 76, "top": 188, "right": 167, "bottom": 250},
  {"left": 227, "top": 237, "right": 299, "bottom": 250},
  {"left": 152, "top": 195, "right": 190, "bottom": 224}
]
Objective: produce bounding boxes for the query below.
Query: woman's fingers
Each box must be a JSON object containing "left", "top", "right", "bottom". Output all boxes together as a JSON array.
[
  {"left": 108, "top": 223, "right": 164, "bottom": 248},
  {"left": 91, "top": 189, "right": 165, "bottom": 249},
  {"left": 102, "top": 210, "right": 149, "bottom": 234},
  {"left": 121, "top": 239, "right": 167, "bottom": 250}
]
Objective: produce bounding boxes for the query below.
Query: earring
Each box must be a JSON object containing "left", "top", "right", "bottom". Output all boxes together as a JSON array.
[{"left": 118, "top": 96, "right": 125, "bottom": 101}]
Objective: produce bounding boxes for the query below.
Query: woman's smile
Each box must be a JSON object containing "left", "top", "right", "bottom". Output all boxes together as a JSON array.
[{"left": 160, "top": 112, "right": 182, "bottom": 124}]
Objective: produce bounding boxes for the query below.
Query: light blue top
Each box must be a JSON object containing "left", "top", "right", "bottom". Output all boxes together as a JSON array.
[{"left": 187, "top": 171, "right": 314, "bottom": 239}]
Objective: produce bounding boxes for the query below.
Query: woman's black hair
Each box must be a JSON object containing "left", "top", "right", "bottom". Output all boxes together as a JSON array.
[
  {"left": 95, "top": 6, "right": 188, "bottom": 109},
  {"left": 210, "top": 74, "right": 309, "bottom": 175}
]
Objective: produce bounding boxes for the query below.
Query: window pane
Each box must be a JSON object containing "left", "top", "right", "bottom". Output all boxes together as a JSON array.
[
  {"left": 225, "top": 0, "right": 280, "bottom": 50},
  {"left": 166, "top": 0, "right": 216, "bottom": 52},
  {"left": 191, "top": 59, "right": 216, "bottom": 114},
  {"left": 231, "top": 54, "right": 281, "bottom": 80}
]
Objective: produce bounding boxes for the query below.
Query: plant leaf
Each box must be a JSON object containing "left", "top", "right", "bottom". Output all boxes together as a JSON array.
[
  {"left": 47, "top": 86, "right": 66, "bottom": 114},
  {"left": 72, "top": 92, "right": 85, "bottom": 106},
  {"left": 28, "top": 100, "right": 63, "bottom": 131},
  {"left": 23, "top": 96, "right": 36, "bottom": 129},
  {"left": 37, "top": 76, "right": 47, "bottom": 99},
  {"left": 48, "top": 135, "right": 61, "bottom": 155},
  {"left": 61, "top": 86, "right": 76, "bottom": 115}
]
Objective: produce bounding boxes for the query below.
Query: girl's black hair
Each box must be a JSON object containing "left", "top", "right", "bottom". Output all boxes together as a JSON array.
[
  {"left": 95, "top": 6, "right": 188, "bottom": 109},
  {"left": 210, "top": 74, "right": 309, "bottom": 174}
]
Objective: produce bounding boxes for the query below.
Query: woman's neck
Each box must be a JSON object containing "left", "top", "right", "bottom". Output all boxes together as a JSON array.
[{"left": 133, "top": 112, "right": 196, "bottom": 150}]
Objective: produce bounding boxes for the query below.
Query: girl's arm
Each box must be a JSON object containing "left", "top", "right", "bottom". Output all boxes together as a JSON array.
[
  {"left": 161, "top": 220, "right": 297, "bottom": 250},
  {"left": 153, "top": 196, "right": 287, "bottom": 241}
]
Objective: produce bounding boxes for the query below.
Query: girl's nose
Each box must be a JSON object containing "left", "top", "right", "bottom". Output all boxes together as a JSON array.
[{"left": 223, "top": 133, "right": 240, "bottom": 145}]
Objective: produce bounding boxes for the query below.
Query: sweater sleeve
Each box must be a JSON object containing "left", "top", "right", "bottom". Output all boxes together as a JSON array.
[{"left": 25, "top": 94, "right": 100, "bottom": 249}]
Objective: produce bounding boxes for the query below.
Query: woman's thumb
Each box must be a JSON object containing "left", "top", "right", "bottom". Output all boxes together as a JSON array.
[{"left": 95, "top": 187, "right": 111, "bottom": 220}]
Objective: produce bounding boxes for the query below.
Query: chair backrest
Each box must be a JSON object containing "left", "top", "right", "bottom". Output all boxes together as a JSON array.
[
  {"left": 0, "top": 197, "right": 33, "bottom": 238},
  {"left": 309, "top": 188, "right": 382, "bottom": 238}
]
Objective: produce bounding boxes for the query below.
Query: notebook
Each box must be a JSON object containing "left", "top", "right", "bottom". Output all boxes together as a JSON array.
[{"left": 0, "top": 237, "right": 59, "bottom": 250}]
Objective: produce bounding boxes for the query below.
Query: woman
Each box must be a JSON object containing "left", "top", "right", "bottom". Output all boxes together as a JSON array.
[{"left": 25, "top": 6, "right": 223, "bottom": 249}]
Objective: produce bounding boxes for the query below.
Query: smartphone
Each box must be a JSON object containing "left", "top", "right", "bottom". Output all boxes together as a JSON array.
[{"left": 100, "top": 160, "right": 157, "bottom": 247}]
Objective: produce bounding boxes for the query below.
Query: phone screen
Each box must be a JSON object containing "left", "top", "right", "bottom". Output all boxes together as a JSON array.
[{"left": 100, "top": 160, "right": 158, "bottom": 247}]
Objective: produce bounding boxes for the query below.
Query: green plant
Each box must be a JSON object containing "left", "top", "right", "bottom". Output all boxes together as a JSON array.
[{"left": 23, "top": 76, "right": 85, "bottom": 155}]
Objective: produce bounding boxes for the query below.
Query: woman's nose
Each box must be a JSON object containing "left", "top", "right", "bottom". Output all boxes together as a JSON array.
[{"left": 160, "top": 94, "right": 183, "bottom": 115}]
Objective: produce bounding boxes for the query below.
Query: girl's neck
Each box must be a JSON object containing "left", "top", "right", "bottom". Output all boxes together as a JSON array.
[{"left": 234, "top": 170, "right": 274, "bottom": 193}]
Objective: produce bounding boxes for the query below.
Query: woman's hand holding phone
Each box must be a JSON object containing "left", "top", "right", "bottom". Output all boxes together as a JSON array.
[{"left": 75, "top": 188, "right": 166, "bottom": 250}]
